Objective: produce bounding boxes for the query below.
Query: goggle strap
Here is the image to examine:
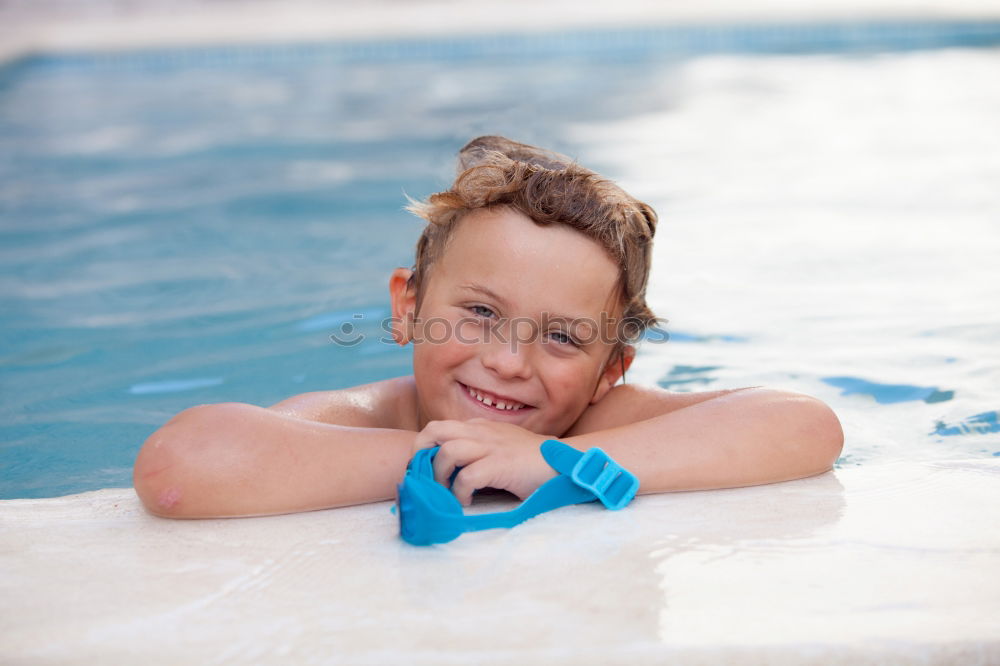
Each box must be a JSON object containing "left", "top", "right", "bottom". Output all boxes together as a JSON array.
[
  {"left": 460, "top": 475, "right": 595, "bottom": 533},
  {"left": 540, "top": 438, "right": 589, "bottom": 476}
]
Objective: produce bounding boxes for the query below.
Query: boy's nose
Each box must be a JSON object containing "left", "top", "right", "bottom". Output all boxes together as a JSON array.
[{"left": 481, "top": 320, "right": 535, "bottom": 380}]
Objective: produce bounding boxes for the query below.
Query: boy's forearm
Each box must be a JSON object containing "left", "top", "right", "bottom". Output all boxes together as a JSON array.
[
  {"left": 133, "top": 403, "right": 415, "bottom": 518},
  {"left": 563, "top": 388, "right": 843, "bottom": 493}
]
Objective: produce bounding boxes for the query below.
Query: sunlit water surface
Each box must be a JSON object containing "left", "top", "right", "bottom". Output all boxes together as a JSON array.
[{"left": 1, "top": 42, "right": 998, "bottom": 498}]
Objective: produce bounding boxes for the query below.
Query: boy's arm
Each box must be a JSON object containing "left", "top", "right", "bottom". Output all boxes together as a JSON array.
[
  {"left": 133, "top": 399, "right": 415, "bottom": 519},
  {"left": 564, "top": 385, "right": 844, "bottom": 492},
  {"left": 563, "top": 384, "right": 749, "bottom": 438}
]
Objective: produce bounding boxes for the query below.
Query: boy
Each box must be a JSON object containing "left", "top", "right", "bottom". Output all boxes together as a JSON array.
[{"left": 133, "top": 136, "right": 843, "bottom": 519}]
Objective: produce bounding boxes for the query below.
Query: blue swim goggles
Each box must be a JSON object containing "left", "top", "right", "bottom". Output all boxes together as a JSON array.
[{"left": 396, "top": 439, "right": 640, "bottom": 546}]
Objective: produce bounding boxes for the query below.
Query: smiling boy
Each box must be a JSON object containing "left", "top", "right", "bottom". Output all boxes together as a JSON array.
[{"left": 133, "top": 136, "right": 843, "bottom": 518}]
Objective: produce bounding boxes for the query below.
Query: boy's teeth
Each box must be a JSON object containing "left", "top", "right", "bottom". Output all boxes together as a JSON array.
[{"left": 465, "top": 385, "right": 524, "bottom": 411}]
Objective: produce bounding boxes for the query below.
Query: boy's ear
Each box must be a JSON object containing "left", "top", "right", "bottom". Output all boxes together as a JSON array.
[
  {"left": 590, "top": 345, "right": 635, "bottom": 404},
  {"left": 388, "top": 268, "right": 417, "bottom": 346}
]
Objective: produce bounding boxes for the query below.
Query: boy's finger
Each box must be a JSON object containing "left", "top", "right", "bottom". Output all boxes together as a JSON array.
[
  {"left": 411, "top": 420, "right": 467, "bottom": 453},
  {"left": 432, "top": 439, "right": 484, "bottom": 488},
  {"left": 450, "top": 460, "right": 491, "bottom": 506}
]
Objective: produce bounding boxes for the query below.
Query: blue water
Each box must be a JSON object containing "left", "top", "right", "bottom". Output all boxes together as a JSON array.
[{"left": 2, "top": 23, "right": 1000, "bottom": 498}]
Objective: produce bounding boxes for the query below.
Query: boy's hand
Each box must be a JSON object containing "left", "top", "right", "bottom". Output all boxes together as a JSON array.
[{"left": 412, "top": 419, "right": 559, "bottom": 505}]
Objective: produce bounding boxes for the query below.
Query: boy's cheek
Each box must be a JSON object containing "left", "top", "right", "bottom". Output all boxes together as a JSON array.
[
  {"left": 454, "top": 318, "right": 486, "bottom": 345},
  {"left": 413, "top": 341, "right": 464, "bottom": 376}
]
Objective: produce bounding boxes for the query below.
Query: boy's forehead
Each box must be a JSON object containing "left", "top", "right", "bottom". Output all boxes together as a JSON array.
[{"left": 435, "top": 207, "right": 622, "bottom": 317}]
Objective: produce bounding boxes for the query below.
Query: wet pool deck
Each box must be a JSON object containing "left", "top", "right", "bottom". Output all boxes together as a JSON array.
[{"left": 2, "top": 459, "right": 999, "bottom": 664}]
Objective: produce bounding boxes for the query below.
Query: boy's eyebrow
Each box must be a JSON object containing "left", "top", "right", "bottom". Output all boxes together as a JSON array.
[{"left": 459, "top": 283, "right": 510, "bottom": 309}]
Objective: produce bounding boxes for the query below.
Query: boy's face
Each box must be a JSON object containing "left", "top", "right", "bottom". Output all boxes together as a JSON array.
[{"left": 391, "top": 206, "right": 628, "bottom": 436}]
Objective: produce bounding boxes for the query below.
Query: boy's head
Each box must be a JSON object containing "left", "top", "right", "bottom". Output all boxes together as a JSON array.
[{"left": 391, "top": 136, "right": 659, "bottom": 435}]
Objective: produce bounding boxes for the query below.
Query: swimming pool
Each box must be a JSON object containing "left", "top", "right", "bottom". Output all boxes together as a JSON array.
[{"left": 2, "top": 21, "right": 999, "bottom": 498}]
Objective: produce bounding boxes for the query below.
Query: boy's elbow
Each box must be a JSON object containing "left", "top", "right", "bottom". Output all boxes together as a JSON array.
[
  {"left": 134, "top": 449, "right": 186, "bottom": 519},
  {"left": 133, "top": 403, "right": 239, "bottom": 519},
  {"left": 795, "top": 394, "right": 844, "bottom": 472}
]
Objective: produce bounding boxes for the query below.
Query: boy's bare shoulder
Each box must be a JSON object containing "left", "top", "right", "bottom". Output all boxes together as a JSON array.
[
  {"left": 267, "top": 376, "right": 419, "bottom": 430},
  {"left": 565, "top": 384, "right": 749, "bottom": 436}
]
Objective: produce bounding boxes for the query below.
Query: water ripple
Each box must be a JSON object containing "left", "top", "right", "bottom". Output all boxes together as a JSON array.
[
  {"left": 658, "top": 365, "right": 721, "bottom": 390},
  {"left": 127, "top": 377, "right": 225, "bottom": 395},
  {"left": 933, "top": 411, "right": 1000, "bottom": 437},
  {"left": 822, "top": 376, "right": 954, "bottom": 404}
]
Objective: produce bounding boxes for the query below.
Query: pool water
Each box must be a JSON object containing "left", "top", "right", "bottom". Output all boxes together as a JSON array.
[{"left": 1, "top": 26, "right": 999, "bottom": 498}]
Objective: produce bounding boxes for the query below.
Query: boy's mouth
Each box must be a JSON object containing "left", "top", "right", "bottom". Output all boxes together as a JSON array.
[{"left": 459, "top": 382, "right": 533, "bottom": 413}]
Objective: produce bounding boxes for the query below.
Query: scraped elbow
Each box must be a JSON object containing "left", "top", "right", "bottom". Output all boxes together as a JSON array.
[{"left": 133, "top": 403, "right": 231, "bottom": 519}]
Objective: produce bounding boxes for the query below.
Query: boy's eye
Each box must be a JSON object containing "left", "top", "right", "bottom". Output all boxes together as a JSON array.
[
  {"left": 468, "top": 305, "right": 497, "bottom": 319},
  {"left": 547, "top": 330, "right": 578, "bottom": 347}
]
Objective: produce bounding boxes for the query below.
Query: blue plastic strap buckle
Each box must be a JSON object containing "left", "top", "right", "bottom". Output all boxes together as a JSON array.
[
  {"left": 570, "top": 448, "right": 640, "bottom": 511},
  {"left": 396, "top": 439, "right": 639, "bottom": 546}
]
